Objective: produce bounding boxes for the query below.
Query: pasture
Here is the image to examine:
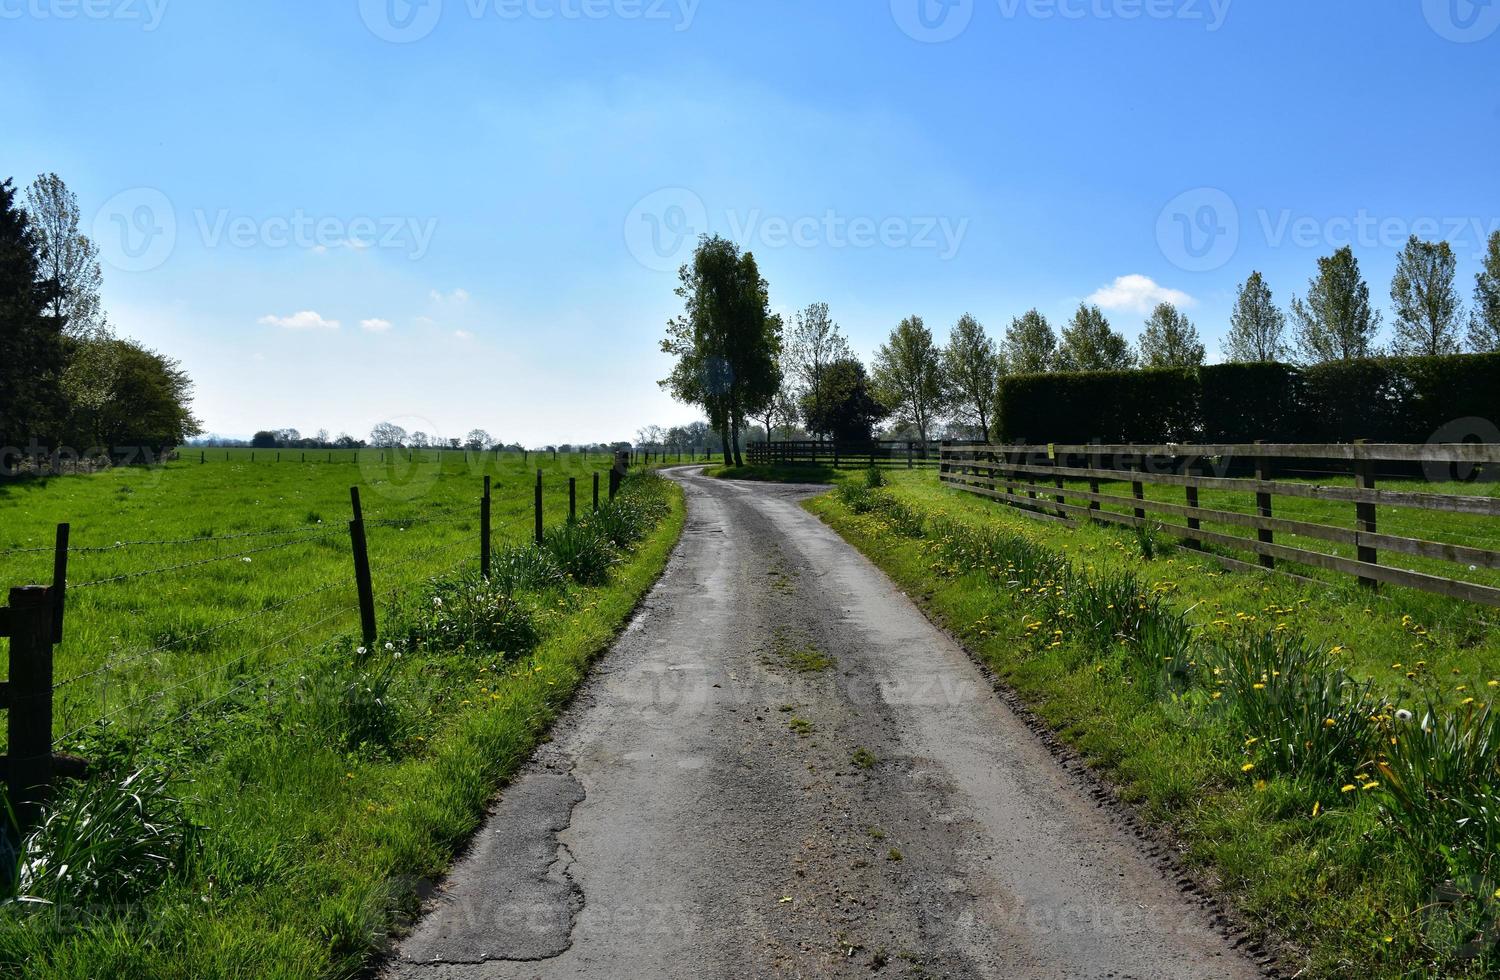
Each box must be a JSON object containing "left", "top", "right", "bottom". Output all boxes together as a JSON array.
[{"left": 0, "top": 453, "right": 685, "bottom": 978}]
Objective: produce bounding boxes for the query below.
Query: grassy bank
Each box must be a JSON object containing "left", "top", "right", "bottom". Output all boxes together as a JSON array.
[
  {"left": 794, "top": 465, "right": 1499, "bottom": 979},
  {"left": 0, "top": 470, "right": 684, "bottom": 979}
]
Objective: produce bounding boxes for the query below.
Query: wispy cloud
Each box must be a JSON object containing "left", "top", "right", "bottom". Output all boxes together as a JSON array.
[
  {"left": 430, "top": 288, "right": 470, "bottom": 305},
  {"left": 360, "top": 318, "right": 393, "bottom": 333},
  {"left": 258, "top": 310, "right": 340, "bottom": 330},
  {"left": 453, "top": 329, "right": 474, "bottom": 340},
  {"left": 1086, "top": 275, "right": 1195, "bottom": 314}
]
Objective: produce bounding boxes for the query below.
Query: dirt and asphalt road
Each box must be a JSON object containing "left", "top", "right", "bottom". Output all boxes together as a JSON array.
[{"left": 387, "top": 467, "right": 1265, "bottom": 979}]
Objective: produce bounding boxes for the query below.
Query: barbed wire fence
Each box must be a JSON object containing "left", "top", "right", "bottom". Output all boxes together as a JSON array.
[{"left": 0, "top": 451, "right": 633, "bottom": 830}]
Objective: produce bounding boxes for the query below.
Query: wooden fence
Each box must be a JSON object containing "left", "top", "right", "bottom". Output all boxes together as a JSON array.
[
  {"left": 940, "top": 441, "right": 1500, "bottom": 607},
  {"left": 747, "top": 440, "right": 938, "bottom": 469}
]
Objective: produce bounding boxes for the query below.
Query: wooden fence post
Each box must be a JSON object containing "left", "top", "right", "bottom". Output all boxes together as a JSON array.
[
  {"left": 1185, "top": 461, "right": 1202, "bottom": 550},
  {"left": 348, "top": 487, "right": 377, "bottom": 647},
  {"left": 534, "top": 470, "right": 544, "bottom": 545},
  {"left": 1354, "top": 440, "right": 1378, "bottom": 590},
  {"left": 833, "top": 443, "right": 840, "bottom": 469},
  {"left": 1131, "top": 456, "right": 1146, "bottom": 523},
  {"left": 5, "top": 586, "right": 57, "bottom": 829},
  {"left": 1051, "top": 445, "right": 1066, "bottom": 519},
  {"left": 593, "top": 472, "right": 600, "bottom": 513},
  {"left": 1253, "top": 441, "right": 1275, "bottom": 569},
  {"left": 1087, "top": 448, "right": 1101, "bottom": 523},
  {"left": 480, "top": 476, "right": 492, "bottom": 580},
  {"left": 51, "top": 522, "right": 69, "bottom": 642},
  {"left": 568, "top": 477, "right": 577, "bottom": 524}
]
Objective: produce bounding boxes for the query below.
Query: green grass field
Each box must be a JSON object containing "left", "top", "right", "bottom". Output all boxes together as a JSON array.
[
  {"left": 785, "top": 466, "right": 1500, "bottom": 979},
  {"left": 0, "top": 454, "right": 684, "bottom": 978}
]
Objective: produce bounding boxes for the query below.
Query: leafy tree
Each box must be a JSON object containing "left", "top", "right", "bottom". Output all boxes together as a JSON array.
[
  {"left": 0, "top": 177, "right": 67, "bottom": 449},
  {"left": 370, "top": 422, "right": 406, "bottom": 447},
  {"left": 1004, "top": 309, "right": 1056, "bottom": 374},
  {"left": 1223, "top": 271, "right": 1288, "bottom": 362},
  {"left": 754, "top": 377, "right": 799, "bottom": 441},
  {"left": 23, "top": 173, "right": 105, "bottom": 336},
  {"left": 1469, "top": 231, "right": 1500, "bottom": 353},
  {"left": 1291, "top": 246, "right": 1382, "bottom": 363},
  {"left": 660, "top": 235, "right": 781, "bottom": 467},
  {"left": 674, "top": 242, "right": 775, "bottom": 462},
  {"left": 1389, "top": 236, "right": 1463, "bottom": 357},
  {"left": 787, "top": 301, "right": 853, "bottom": 441},
  {"left": 872, "top": 315, "right": 946, "bottom": 447},
  {"left": 942, "top": 313, "right": 1002, "bottom": 440},
  {"left": 90, "top": 338, "right": 200, "bottom": 450},
  {"left": 1056, "top": 304, "right": 1134, "bottom": 372},
  {"left": 250, "top": 430, "right": 279, "bottom": 449},
  {"left": 60, "top": 327, "right": 122, "bottom": 446},
  {"left": 801, "top": 357, "right": 887, "bottom": 442},
  {"left": 465, "top": 429, "right": 492, "bottom": 451},
  {"left": 1138, "top": 303, "right": 1206, "bottom": 368}
]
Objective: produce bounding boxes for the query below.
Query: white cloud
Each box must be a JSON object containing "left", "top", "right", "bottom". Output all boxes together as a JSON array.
[
  {"left": 258, "top": 310, "right": 340, "bottom": 330},
  {"left": 453, "top": 329, "right": 474, "bottom": 340},
  {"left": 360, "top": 318, "right": 393, "bottom": 333},
  {"left": 1086, "top": 275, "right": 1195, "bottom": 315},
  {"left": 430, "top": 288, "right": 470, "bottom": 305}
]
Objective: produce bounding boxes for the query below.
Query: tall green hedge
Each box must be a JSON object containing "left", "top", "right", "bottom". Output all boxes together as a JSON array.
[{"left": 994, "top": 352, "right": 1500, "bottom": 445}]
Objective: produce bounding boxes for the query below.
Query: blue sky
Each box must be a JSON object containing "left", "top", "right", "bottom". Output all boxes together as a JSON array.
[{"left": 5, "top": 0, "right": 1498, "bottom": 444}]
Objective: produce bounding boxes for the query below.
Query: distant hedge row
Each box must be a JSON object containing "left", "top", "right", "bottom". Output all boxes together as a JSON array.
[{"left": 995, "top": 353, "right": 1500, "bottom": 445}]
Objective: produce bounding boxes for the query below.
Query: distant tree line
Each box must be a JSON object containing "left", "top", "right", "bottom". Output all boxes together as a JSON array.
[
  {"left": 656, "top": 233, "right": 1500, "bottom": 449},
  {"left": 0, "top": 173, "right": 200, "bottom": 461}
]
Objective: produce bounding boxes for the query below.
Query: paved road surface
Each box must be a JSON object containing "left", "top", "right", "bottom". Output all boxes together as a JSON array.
[{"left": 387, "top": 467, "right": 1264, "bottom": 979}]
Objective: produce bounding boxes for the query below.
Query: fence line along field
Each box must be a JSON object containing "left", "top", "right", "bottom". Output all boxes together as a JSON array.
[{"left": 0, "top": 449, "right": 625, "bottom": 761}]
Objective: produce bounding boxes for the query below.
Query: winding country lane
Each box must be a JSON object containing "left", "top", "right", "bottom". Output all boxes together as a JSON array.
[{"left": 386, "top": 467, "right": 1265, "bottom": 980}]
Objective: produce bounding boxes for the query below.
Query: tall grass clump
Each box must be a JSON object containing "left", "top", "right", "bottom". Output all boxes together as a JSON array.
[
  {"left": 1208, "top": 630, "right": 1381, "bottom": 785},
  {"left": 488, "top": 544, "right": 566, "bottom": 594},
  {"left": 542, "top": 522, "right": 616, "bottom": 586},
  {"left": 1, "top": 770, "right": 198, "bottom": 919},
  {"left": 394, "top": 572, "right": 539, "bottom": 657},
  {"left": 292, "top": 654, "right": 408, "bottom": 757}
]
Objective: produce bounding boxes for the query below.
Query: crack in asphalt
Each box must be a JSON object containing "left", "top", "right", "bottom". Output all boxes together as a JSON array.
[{"left": 384, "top": 468, "right": 1268, "bottom": 979}]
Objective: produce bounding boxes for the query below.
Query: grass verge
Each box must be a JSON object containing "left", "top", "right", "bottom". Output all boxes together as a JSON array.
[
  {"left": 1, "top": 474, "right": 685, "bottom": 979},
  {"left": 805, "top": 467, "right": 1500, "bottom": 980}
]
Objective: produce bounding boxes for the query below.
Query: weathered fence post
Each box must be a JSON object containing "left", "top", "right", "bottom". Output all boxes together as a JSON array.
[
  {"left": 51, "top": 523, "right": 69, "bottom": 641},
  {"left": 1185, "top": 460, "right": 1202, "bottom": 550},
  {"left": 1131, "top": 455, "right": 1146, "bottom": 523},
  {"left": 1253, "top": 441, "right": 1275, "bottom": 569},
  {"left": 1087, "top": 447, "right": 1101, "bottom": 523},
  {"left": 534, "top": 470, "right": 544, "bottom": 545},
  {"left": 348, "top": 487, "right": 377, "bottom": 647},
  {"left": 1051, "top": 445, "right": 1066, "bottom": 519},
  {"left": 568, "top": 477, "right": 577, "bottom": 524},
  {"left": 5, "top": 586, "right": 57, "bottom": 829},
  {"left": 1354, "top": 440, "right": 1378, "bottom": 590},
  {"left": 480, "top": 476, "right": 492, "bottom": 580},
  {"left": 593, "top": 472, "right": 600, "bottom": 512}
]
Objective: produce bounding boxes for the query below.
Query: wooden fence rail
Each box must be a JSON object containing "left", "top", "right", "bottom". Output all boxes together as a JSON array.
[
  {"left": 748, "top": 440, "right": 938, "bottom": 469},
  {"left": 939, "top": 441, "right": 1500, "bottom": 607}
]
